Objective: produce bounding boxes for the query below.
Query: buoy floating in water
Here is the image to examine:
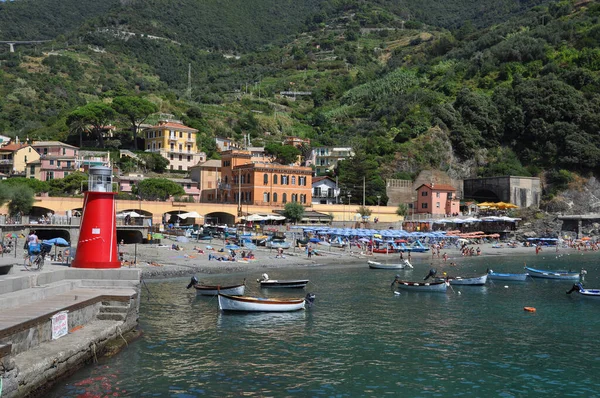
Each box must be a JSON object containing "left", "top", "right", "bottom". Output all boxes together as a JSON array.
[{"left": 524, "top": 306, "right": 536, "bottom": 312}]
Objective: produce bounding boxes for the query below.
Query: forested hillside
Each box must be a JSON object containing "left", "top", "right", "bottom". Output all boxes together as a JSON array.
[{"left": 1, "top": 0, "right": 599, "bottom": 206}]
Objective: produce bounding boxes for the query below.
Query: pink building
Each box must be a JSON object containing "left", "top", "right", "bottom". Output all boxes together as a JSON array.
[
  {"left": 28, "top": 141, "right": 79, "bottom": 181},
  {"left": 415, "top": 183, "right": 460, "bottom": 216}
]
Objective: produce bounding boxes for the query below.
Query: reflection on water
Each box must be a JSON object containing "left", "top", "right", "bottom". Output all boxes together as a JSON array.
[
  {"left": 48, "top": 253, "right": 600, "bottom": 397},
  {"left": 217, "top": 310, "right": 307, "bottom": 330}
]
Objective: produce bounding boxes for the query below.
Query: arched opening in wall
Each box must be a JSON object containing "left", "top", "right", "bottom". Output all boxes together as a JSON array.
[
  {"left": 470, "top": 189, "right": 500, "bottom": 203},
  {"left": 204, "top": 211, "right": 236, "bottom": 226},
  {"left": 29, "top": 206, "right": 55, "bottom": 220},
  {"left": 34, "top": 229, "right": 71, "bottom": 244},
  {"left": 117, "top": 208, "right": 153, "bottom": 226},
  {"left": 69, "top": 208, "right": 83, "bottom": 217},
  {"left": 116, "top": 229, "right": 144, "bottom": 244}
]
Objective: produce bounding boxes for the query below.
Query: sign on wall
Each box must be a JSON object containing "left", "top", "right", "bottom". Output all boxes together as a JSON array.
[{"left": 51, "top": 311, "right": 69, "bottom": 340}]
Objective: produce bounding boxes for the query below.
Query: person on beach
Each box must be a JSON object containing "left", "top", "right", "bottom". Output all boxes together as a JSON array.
[
  {"left": 307, "top": 245, "right": 313, "bottom": 258},
  {"left": 443, "top": 252, "right": 448, "bottom": 262}
]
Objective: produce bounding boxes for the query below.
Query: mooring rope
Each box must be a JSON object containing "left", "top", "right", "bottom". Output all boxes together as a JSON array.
[{"left": 116, "top": 326, "right": 128, "bottom": 347}]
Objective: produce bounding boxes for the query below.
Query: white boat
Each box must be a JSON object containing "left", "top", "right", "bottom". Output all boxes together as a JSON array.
[
  {"left": 487, "top": 270, "right": 529, "bottom": 281},
  {"left": 438, "top": 274, "right": 488, "bottom": 286},
  {"left": 392, "top": 279, "right": 448, "bottom": 292},
  {"left": 186, "top": 277, "right": 245, "bottom": 296},
  {"left": 525, "top": 266, "right": 583, "bottom": 280},
  {"left": 257, "top": 273, "right": 309, "bottom": 288},
  {"left": 368, "top": 260, "right": 413, "bottom": 269},
  {"left": 218, "top": 293, "right": 310, "bottom": 312}
]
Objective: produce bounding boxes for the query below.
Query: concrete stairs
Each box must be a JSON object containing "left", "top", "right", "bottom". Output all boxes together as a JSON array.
[{"left": 97, "top": 300, "right": 129, "bottom": 321}]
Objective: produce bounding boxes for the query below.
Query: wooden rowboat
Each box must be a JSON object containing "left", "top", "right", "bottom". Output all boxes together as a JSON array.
[
  {"left": 392, "top": 279, "right": 448, "bottom": 292},
  {"left": 186, "top": 277, "right": 245, "bottom": 296},
  {"left": 525, "top": 266, "right": 583, "bottom": 280},
  {"left": 487, "top": 270, "right": 529, "bottom": 281},
  {"left": 218, "top": 293, "right": 310, "bottom": 312},
  {"left": 257, "top": 273, "right": 309, "bottom": 289},
  {"left": 368, "top": 260, "right": 413, "bottom": 270},
  {"left": 567, "top": 283, "right": 600, "bottom": 298}
]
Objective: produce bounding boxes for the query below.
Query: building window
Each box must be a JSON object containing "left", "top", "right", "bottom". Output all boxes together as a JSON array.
[
  {"left": 179, "top": 155, "right": 182, "bottom": 161},
  {"left": 178, "top": 165, "right": 182, "bottom": 170},
  {"left": 170, "top": 154, "right": 174, "bottom": 160},
  {"left": 63, "top": 148, "right": 66, "bottom": 155},
  {"left": 50, "top": 160, "right": 54, "bottom": 165},
  {"left": 292, "top": 176, "right": 296, "bottom": 185},
  {"left": 30, "top": 166, "right": 35, "bottom": 174},
  {"left": 299, "top": 176, "right": 306, "bottom": 186},
  {"left": 57, "top": 160, "right": 61, "bottom": 167},
  {"left": 282, "top": 193, "right": 287, "bottom": 203},
  {"left": 282, "top": 175, "right": 288, "bottom": 185},
  {"left": 187, "top": 184, "right": 191, "bottom": 189},
  {"left": 64, "top": 172, "right": 69, "bottom": 177},
  {"left": 300, "top": 194, "right": 306, "bottom": 203},
  {"left": 273, "top": 174, "right": 278, "bottom": 184},
  {"left": 422, "top": 203, "right": 428, "bottom": 209},
  {"left": 263, "top": 173, "right": 269, "bottom": 185},
  {"left": 67, "top": 161, "right": 71, "bottom": 168},
  {"left": 436, "top": 192, "right": 440, "bottom": 198},
  {"left": 24, "top": 156, "right": 27, "bottom": 162},
  {"left": 292, "top": 194, "right": 298, "bottom": 202},
  {"left": 179, "top": 144, "right": 182, "bottom": 151},
  {"left": 273, "top": 193, "right": 278, "bottom": 203},
  {"left": 436, "top": 202, "right": 440, "bottom": 208},
  {"left": 314, "top": 187, "right": 321, "bottom": 197},
  {"left": 421, "top": 191, "right": 428, "bottom": 196},
  {"left": 247, "top": 174, "right": 251, "bottom": 184},
  {"left": 187, "top": 156, "right": 191, "bottom": 162},
  {"left": 170, "top": 143, "right": 175, "bottom": 151},
  {"left": 263, "top": 192, "right": 270, "bottom": 203}
]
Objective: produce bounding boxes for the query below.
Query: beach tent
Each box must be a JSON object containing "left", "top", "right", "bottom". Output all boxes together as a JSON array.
[{"left": 178, "top": 211, "right": 203, "bottom": 220}]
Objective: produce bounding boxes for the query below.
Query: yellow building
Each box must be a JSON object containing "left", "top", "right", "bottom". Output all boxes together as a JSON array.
[
  {"left": 144, "top": 120, "right": 206, "bottom": 171},
  {"left": 0, "top": 144, "right": 41, "bottom": 176}
]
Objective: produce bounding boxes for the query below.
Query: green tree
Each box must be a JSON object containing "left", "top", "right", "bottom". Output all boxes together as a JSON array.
[
  {"left": 282, "top": 202, "right": 305, "bottom": 224},
  {"left": 47, "top": 172, "right": 88, "bottom": 196},
  {"left": 264, "top": 143, "right": 301, "bottom": 165},
  {"left": 67, "top": 102, "right": 117, "bottom": 148},
  {"left": 138, "top": 153, "right": 169, "bottom": 173},
  {"left": 112, "top": 96, "right": 158, "bottom": 150},
  {"left": 0, "top": 178, "right": 49, "bottom": 194},
  {"left": 7, "top": 185, "right": 35, "bottom": 216},
  {"left": 133, "top": 178, "right": 185, "bottom": 201},
  {"left": 396, "top": 203, "right": 409, "bottom": 217}
]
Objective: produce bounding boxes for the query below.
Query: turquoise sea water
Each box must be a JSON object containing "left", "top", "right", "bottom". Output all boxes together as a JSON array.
[{"left": 48, "top": 250, "right": 600, "bottom": 397}]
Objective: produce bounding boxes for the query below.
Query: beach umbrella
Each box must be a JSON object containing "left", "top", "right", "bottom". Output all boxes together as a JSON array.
[
  {"left": 152, "top": 233, "right": 165, "bottom": 239},
  {"left": 177, "top": 236, "right": 189, "bottom": 243},
  {"left": 309, "top": 237, "right": 321, "bottom": 243},
  {"left": 225, "top": 244, "right": 240, "bottom": 250}
]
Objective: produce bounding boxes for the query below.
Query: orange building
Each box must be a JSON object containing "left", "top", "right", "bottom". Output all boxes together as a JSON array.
[
  {"left": 219, "top": 150, "right": 312, "bottom": 210},
  {"left": 415, "top": 183, "right": 460, "bottom": 216}
]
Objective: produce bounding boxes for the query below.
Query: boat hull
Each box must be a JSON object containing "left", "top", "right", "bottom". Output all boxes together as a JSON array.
[
  {"left": 194, "top": 284, "right": 245, "bottom": 296},
  {"left": 579, "top": 288, "right": 600, "bottom": 298},
  {"left": 259, "top": 280, "right": 309, "bottom": 289},
  {"left": 525, "top": 267, "right": 581, "bottom": 280},
  {"left": 218, "top": 294, "right": 306, "bottom": 312},
  {"left": 368, "top": 260, "right": 411, "bottom": 270},
  {"left": 487, "top": 272, "right": 528, "bottom": 281},
  {"left": 394, "top": 280, "right": 447, "bottom": 292},
  {"left": 438, "top": 274, "right": 488, "bottom": 285}
]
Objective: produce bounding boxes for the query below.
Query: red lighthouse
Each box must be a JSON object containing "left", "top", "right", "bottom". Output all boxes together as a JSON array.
[{"left": 72, "top": 166, "right": 120, "bottom": 269}]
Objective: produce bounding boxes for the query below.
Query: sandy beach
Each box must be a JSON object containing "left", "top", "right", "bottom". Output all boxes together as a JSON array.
[{"left": 118, "top": 238, "right": 551, "bottom": 279}]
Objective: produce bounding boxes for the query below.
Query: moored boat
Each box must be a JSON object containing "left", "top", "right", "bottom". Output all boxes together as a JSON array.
[
  {"left": 487, "top": 269, "right": 529, "bottom": 281},
  {"left": 258, "top": 273, "right": 309, "bottom": 289},
  {"left": 368, "top": 259, "right": 413, "bottom": 270},
  {"left": 218, "top": 293, "right": 314, "bottom": 312},
  {"left": 567, "top": 283, "right": 600, "bottom": 298},
  {"left": 391, "top": 276, "right": 448, "bottom": 292},
  {"left": 525, "top": 266, "right": 584, "bottom": 280},
  {"left": 436, "top": 274, "right": 488, "bottom": 285},
  {"left": 186, "top": 276, "right": 245, "bottom": 296}
]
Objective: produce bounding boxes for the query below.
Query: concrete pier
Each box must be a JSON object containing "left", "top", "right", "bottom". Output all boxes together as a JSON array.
[{"left": 0, "top": 256, "right": 141, "bottom": 397}]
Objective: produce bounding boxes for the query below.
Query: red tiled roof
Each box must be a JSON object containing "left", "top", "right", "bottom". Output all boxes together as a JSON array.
[
  {"left": 417, "top": 183, "right": 456, "bottom": 191},
  {"left": 147, "top": 121, "right": 197, "bottom": 132},
  {"left": 0, "top": 144, "right": 29, "bottom": 152}
]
